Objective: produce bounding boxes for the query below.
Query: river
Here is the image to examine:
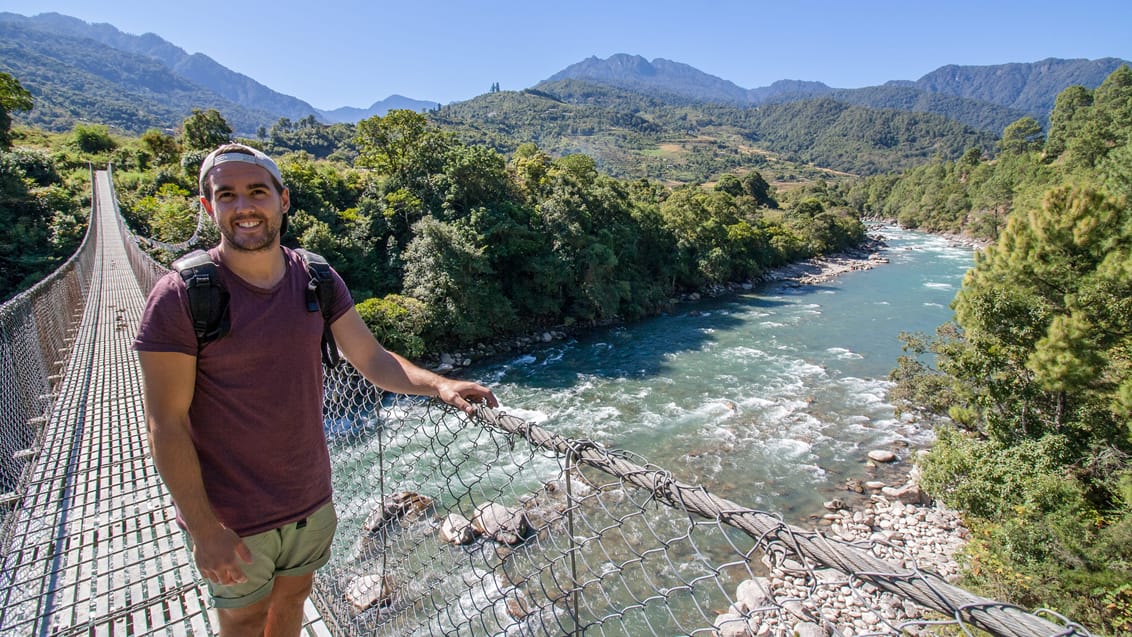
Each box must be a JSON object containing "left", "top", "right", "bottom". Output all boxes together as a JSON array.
[
  {"left": 323, "top": 226, "right": 975, "bottom": 633},
  {"left": 468, "top": 226, "right": 974, "bottom": 524}
]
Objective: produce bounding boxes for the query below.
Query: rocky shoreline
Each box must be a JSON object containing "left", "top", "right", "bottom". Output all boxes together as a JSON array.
[{"left": 714, "top": 459, "right": 968, "bottom": 637}]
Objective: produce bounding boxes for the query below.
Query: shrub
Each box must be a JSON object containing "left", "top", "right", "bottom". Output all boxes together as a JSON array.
[{"left": 355, "top": 294, "right": 428, "bottom": 359}]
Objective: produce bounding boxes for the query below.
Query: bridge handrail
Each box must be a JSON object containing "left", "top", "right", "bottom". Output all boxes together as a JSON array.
[
  {"left": 475, "top": 407, "right": 1083, "bottom": 637},
  {"left": 0, "top": 164, "right": 99, "bottom": 519},
  {"left": 106, "top": 163, "right": 172, "bottom": 297}
]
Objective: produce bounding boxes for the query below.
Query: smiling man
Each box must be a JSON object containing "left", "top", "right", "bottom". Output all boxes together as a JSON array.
[{"left": 133, "top": 143, "right": 497, "bottom": 636}]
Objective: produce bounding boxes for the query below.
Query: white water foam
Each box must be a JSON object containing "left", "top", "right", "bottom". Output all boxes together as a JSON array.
[{"left": 826, "top": 347, "right": 863, "bottom": 360}]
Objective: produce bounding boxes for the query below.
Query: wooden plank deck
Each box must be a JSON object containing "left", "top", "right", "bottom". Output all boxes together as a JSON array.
[{"left": 0, "top": 171, "right": 331, "bottom": 636}]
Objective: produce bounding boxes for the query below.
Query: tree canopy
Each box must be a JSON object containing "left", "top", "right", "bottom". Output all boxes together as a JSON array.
[
  {"left": 0, "top": 72, "right": 33, "bottom": 150},
  {"left": 888, "top": 66, "right": 1132, "bottom": 633}
]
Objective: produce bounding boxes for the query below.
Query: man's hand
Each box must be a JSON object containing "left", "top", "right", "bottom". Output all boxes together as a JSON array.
[
  {"left": 191, "top": 525, "right": 254, "bottom": 585},
  {"left": 437, "top": 379, "right": 499, "bottom": 415}
]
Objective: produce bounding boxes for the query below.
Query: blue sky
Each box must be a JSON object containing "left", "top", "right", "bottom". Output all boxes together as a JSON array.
[{"left": 2, "top": 0, "right": 1130, "bottom": 110}]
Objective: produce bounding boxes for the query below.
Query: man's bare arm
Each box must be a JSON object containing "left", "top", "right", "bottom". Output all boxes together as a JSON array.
[
  {"left": 330, "top": 308, "right": 498, "bottom": 414},
  {"left": 137, "top": 350, "right": 251, "bottom": 584}
]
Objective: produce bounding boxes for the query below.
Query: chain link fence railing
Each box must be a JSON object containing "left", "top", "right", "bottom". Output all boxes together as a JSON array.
[
  {"left": 0, "top": 166, "right": 97, "bottom": 522},
  {"left": 313, "top": 366, "right": 1091, "bottom": 637},
  {"left": 1, "top": 166, "right": 1096, "bottom": 637}
]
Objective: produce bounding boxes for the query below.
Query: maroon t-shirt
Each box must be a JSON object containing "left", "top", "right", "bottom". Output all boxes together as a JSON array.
[{"left": 134, "top": 247, "right": 353, "bottom": 536}]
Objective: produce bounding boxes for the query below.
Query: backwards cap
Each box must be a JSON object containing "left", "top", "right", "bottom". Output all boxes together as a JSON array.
[{"left": 198, "top": 143, "right": 284, "bottom": 195}]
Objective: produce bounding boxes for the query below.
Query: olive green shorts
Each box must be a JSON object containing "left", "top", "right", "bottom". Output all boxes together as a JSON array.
[{"left": 187, "top": 502, "right": 338, "bottom": 609}]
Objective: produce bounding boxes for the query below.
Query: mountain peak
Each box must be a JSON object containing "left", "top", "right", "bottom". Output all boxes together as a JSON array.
[{"left": 545, "top": 53, "right": 750, "bottom": 104}]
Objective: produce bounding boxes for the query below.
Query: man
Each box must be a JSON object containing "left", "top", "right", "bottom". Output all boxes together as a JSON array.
[{"left": 134, "top": 143, "right": 497, "bottom": 636}]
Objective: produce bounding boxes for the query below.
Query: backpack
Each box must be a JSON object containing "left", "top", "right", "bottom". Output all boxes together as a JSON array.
[{"left": 171, "top": 248, "right": 342, "bottom": 367}]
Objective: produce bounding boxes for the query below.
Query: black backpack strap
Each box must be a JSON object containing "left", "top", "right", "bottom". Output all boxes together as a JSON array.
[
  {"left": 171, "top": 249, "right": 230, "bottom": 347},
  {"left": 294, "top": 248, "right": 341, "bottom": 368}
]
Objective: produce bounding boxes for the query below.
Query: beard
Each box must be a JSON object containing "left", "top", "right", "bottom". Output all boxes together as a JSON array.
[{"left": 219, "top": 213, "right": 282, "bottom": 252}]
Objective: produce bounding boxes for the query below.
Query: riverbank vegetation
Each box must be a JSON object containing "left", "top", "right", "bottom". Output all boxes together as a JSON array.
[
  {"left": 0, "top": 72, "right": 87, "bottom": 300},
  {"left": 888, "top": 66, "right": 1132, "bottom": 634},
  {"left": 2, "top": 76, "right": 865, "bottom": 355}
]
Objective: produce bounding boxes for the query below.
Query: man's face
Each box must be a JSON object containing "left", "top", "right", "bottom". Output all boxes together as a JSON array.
[{"left": 201, "top": 161, "right": 289, "bottom": 253}]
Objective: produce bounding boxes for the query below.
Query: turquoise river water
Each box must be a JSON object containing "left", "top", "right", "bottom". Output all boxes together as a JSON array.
[{"left": 468, "top": 226, "right": 975, "bottom": 523}]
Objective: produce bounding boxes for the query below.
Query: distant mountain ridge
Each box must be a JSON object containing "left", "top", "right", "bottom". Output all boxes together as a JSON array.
[
  {"left": 1, "top": 10, "right": 1129, "bottom": 145},
  {"left": 0, "top": 11, "right": 436, "bottom": 133},
  {"left": 0, "top": 12, "right": 322, "bottom": 124},
  {"left": 547, "top": 54, "right": 839, "bottom": 105},
  {"left": 0, "top": 20, "right": 281, "bottom": 134},
  {"left": 319, "top": 95, "right": 438, "bottom": 123},
  {"left": 907, "top": 57, "right": 1131, "bottom": 117},
  {"left": 543, "top": 53, "right": 1131, "bottom": 129}
]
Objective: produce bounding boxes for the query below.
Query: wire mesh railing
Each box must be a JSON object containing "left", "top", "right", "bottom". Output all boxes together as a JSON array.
[
  {"left": 0, "top": 165, "right": 97, "bottom": 515},
  {"left": 0, "top": 165, "right": 1096, "bottom": 636},
  {"left": 313, "top": 368, "right": 1090, "bottom": 637}
]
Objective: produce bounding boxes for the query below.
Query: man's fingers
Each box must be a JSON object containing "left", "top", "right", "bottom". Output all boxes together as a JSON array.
[{"left": 235, "top": 540, "right": 254, "bottom": 564}]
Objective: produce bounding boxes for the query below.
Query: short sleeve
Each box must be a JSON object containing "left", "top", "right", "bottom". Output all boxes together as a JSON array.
[
  {"left": 133, "top": 272, "right": 199, "bottom": 357},
  {"left": 326, "top": 266, "right": 355, "bottom": 324}
]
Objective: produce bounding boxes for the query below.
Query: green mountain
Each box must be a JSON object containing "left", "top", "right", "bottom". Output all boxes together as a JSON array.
[
  {"left": 0, "top": 20, "right": 280, "bottom": 135},
  {"left": 0, "top": 12, "right": 322, "bottom": 125},
  {"left": 434, "top": 80, "right": 996, "bottom": 178},
  {"left": 546, "top": 54, "right": 762, "bottom": 104},
  {"left": 908, "top": 57, "right": 1131, "bottom": 118},
  {"left": 544, "top": 53, "right": 1130, "bottom": 131},
  {"left": 0, "top": 11, "right": 441, "bottom": 130}
]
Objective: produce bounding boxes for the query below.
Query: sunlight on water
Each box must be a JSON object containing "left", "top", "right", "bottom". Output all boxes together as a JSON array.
[{"left": 464, "top": 227, "right": 974, "bottom": 523}]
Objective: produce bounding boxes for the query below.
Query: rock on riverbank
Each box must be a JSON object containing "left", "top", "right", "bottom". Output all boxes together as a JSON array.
[{"left": 714, "top": 469, "right": 968, "bottom": 637}]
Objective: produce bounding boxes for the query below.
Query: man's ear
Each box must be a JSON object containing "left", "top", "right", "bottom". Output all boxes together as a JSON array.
[
  {"left": 281, "top": 187, "right": 291, "bottom": 214},
  {"left": 200, "top": 196, "right": 215, "bottom": 219}
]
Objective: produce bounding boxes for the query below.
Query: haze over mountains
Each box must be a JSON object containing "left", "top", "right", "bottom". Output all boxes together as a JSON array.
[{"left": 1, "top": 11, "right": 1129, "bottom": 141}]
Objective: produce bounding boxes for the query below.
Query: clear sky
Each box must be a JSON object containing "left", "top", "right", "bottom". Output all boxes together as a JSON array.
[{"left": 2, "top": 0, "right": 1130, "bottom": 110}]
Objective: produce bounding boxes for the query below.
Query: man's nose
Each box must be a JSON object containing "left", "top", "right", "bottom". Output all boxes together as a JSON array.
[{"left": 233, "top": 194, "right": 255, "bottom": 210}]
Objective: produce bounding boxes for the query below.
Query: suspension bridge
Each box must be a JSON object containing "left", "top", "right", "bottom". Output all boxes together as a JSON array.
[{"left": 0, "top": 169, "right": 1091, "bottom": 636}]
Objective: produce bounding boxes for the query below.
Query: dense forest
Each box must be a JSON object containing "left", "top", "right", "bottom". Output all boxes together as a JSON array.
[
  {"left": 0, "top": 72, "right": 86, "bottom": 298},
  {"left": 2, "top": 63, "right": 1131, "bottom": 634}
]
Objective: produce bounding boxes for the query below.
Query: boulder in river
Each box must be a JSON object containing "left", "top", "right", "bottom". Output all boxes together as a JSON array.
[
  {"left": 345, "top": 571, "right": 395, "bottom": 612},
  {"left": 472, "top": 502, "right": 531, "bottom": 545},
  {"left": 438, "top": 512, "right": 478, "bottom": 545},
  {"left": 362, "top": 491, "right": 434, "bottom": 532},
  {"left": 867, "top": 449, "right": 897, "bottom": 463},
  {"left": 353, "top": 491, "right": 435, "bottom": 561}
]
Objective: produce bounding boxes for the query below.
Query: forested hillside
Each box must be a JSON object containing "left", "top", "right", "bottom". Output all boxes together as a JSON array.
[
  {"left": 0, "top": 21, "right": 278, "bottom": 134},
  {"left": 883, "top": 66, "right": 1132, "bottom": 634},
  {"left": 434, "top": 80, "right": 998, "bottom": 179}
]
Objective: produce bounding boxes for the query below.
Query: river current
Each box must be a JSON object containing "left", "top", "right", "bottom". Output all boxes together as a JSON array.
[{"left": 469, "top": 227, "right": 974, "bottom": 524}]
